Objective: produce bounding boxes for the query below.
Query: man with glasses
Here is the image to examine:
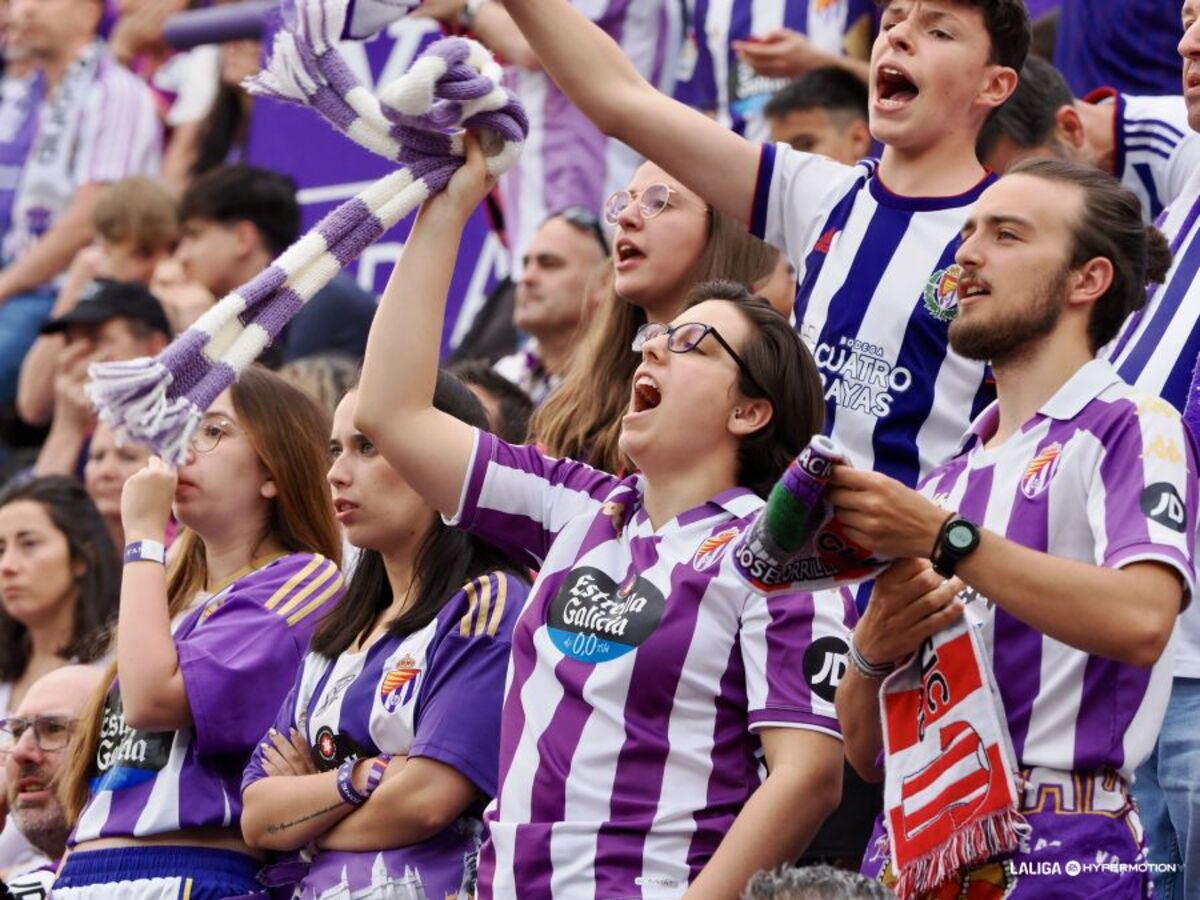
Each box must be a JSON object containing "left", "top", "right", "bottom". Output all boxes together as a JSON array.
[
  {"left": 494, "top": 208, "right": 610, "bottom": 404},
  {"left": 0, "top": 665, "right": 102, "bottom": 899}
]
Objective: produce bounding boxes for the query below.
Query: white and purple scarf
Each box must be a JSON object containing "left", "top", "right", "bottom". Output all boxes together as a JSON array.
[{"left": 87, "top": 0, "right": 526, "bottom": 463}]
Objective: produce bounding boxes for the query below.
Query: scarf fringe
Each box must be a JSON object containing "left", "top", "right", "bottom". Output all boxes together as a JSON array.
[{"left": 892, "top": 807, "right": 1030, "bottom": 899}]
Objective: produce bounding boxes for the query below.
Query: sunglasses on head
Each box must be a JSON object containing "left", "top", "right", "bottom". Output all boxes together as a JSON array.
[{"left": 555, "top": 206, "right": 610, "bottom": 257}]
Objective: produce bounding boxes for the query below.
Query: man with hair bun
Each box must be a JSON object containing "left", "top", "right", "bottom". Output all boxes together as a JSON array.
[{"left": 831, "top": 159, "right": 1194, "bottom": 897}]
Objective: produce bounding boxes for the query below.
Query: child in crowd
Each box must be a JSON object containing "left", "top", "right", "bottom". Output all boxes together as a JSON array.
[{"left": 17, "top": 176, "right": 178, "bottom": 430}]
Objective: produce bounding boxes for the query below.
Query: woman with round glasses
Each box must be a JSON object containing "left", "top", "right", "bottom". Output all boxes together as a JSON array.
[
  {"left": 355, "top": 139, "right": 849, "bottom": 898},
  {"left": 0, "top": 476, "right": 119, "bottom": 872},
  {"left": 54, "top": 366, "right": 346, "bottom": 900},
  {"left": 529, "top": 162, "right": 780, "bottom": 474}
]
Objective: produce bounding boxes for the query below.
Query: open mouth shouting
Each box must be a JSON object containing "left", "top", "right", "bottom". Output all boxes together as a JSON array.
[
  {"left": 875, "top": 64, "right": 920, "bottom": 111},
  {"left": 626, "top": 370, "right": 662, "bottom": 420}
]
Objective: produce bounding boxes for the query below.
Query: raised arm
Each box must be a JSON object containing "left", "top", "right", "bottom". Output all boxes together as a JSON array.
[
  {"left": 352, "top": 141, "right": 493, "bottom": 518},
  {"left": 497, "top": 0, "right": 760, "bottom": 223}
]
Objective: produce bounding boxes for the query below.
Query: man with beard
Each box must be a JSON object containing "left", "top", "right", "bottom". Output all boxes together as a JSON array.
[
  {"left": 828, "top": 159, "right": 1197, "bottom": 896},
  {"left": 0, "top": 666, "right": 103, "bottom": 899}
]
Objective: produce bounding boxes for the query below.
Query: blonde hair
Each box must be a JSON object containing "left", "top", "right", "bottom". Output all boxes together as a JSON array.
[
  {"left": 59, "top": 367, "right": 341, "bottom": 820},
  {"left": 529, "top": 207, "right": 778, "bottom": 473},
  {"left": 92, "top": 177, "right": 180, "bottom": 258}
]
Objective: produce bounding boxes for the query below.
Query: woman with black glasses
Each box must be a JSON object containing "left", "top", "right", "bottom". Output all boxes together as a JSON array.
[{"left": 354, "top": 138, "right": 852, "bottom": 899}]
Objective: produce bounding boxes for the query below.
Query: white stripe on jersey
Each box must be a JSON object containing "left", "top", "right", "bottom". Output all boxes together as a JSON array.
[{"left": 1108, "top": 92, "right": 1195, "bottom": 222}]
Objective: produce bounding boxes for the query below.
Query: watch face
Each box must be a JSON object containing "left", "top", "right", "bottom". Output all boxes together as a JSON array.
[{"left": 947, "top": 522, "right": 976, "bottom": 551}]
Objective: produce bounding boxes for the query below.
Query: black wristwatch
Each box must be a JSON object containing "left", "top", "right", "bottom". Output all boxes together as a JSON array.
[{"left": 931, "top": 515, "right": 980, "bottom": 577}]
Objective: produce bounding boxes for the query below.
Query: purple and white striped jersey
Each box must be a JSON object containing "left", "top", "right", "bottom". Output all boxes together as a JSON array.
[
  {"left": 675, "top": 0, "right": 873, "bottom": 141},
  {"left": 1083, "top": 88, "right": 1199, "bottom": 223},
  {"left": 242, "top": 571, "right": 527, "bottom": 899},
  {"left": 918, "top": 360, "right": 1197, "bottom": 781},
  {"left": 1105, "top": 170, "right": 1200, "bottom": 678},
  {"left": 3, "top": 41, "right": 159, "bottom": 281},
  {"left": 753, "top": 146, "right": 997, "bottom": 486},
  {"left": 70, "top": 554, "right": 344, "bottom": 844},
  {"left": 502, "top": 0, "right": 682, "bottom": 268},
  {"left": 449, "top": 431, "right": 854, "bottom": 898}
]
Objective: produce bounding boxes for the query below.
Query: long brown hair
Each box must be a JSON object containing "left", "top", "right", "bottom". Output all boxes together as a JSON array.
[
  {"left": 0, "top": 477, "right": 120, "bottom": 681},
  {"left": 311, "top": 371, "right": 526, "bottom": 656},
  {"left": 60, "top": 366, "right": 342, "bottom": 819},
  {"left": 530, "top": 207, "right": 778, "bottom": 473}
]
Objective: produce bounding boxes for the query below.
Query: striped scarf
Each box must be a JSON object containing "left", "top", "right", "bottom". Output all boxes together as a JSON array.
[{"left": 87, "top": 0, "right": 527, "bottom": 464}]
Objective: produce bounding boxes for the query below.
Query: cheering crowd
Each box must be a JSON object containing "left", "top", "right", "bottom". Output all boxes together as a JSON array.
[{"left": 0, "top": 0, "right": 1198, "bottom": 898}]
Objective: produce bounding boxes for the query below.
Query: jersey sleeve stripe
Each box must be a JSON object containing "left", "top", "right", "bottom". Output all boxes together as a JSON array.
[
  {"left": 486, "top": 574, "right": 509, "bottom": 637},
  {"left": 272, "top": 560, "right": 340, "bottom": 617},
  {"left": 473, "top": 575, "right": 494, "bottom": 635},
  {"left": 460, "top": 577, "right": 485, "bottom": 636},
  {"left": 284, "top": 575, "right": 345, "bottom": 626},
  {"left": 263, "top": 557, "right": 324, "bottom": 610}
]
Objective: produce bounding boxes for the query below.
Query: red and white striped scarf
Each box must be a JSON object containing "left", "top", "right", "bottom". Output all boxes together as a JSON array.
[{"left": 880, "top": 612, "right": 1028, "bottom": 899}]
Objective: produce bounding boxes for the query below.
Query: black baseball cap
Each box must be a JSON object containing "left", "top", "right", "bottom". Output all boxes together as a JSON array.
[{"left": 41, "top": 279, "right": 173, "bottom": 338}]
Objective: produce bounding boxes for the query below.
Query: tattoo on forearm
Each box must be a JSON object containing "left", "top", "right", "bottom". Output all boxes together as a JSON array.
[{"left": 266, "top": 802, "right": 344, "bottom": 834}]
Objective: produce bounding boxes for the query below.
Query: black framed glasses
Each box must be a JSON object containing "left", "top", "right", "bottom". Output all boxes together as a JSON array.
[
  {"left": 603, "top": 183, "right": 679, "bottom": 225},
  {"left": 556, "top": 206, "right": 609, "bottom": 256},
  {"left": 632, "top": 321, "right": 771, "bottom": 399},
  {"left": 0, "top": 715, "right": 76, "bottom": 754},
  {"left": 190, "top": 417, "right": 240, "bottom": 454}
]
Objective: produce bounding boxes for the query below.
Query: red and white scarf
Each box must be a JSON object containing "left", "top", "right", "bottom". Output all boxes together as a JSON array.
[{"left": 880, "top": 611, "right": 1028, "bottom": 898}]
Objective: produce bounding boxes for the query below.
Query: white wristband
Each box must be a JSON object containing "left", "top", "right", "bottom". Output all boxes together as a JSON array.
[{"left": 124, "top": 539, "right": 166, "bottom": 565}]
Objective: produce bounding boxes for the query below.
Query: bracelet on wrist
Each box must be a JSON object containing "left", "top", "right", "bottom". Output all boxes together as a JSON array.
[
  {"left": 336, "top": 753, "right": 392, "bottom": 807},
  {"left": 848, "top": 632, "right": 896, "bottom": 680},
  {"left": 124, "top": 539, "right": 166, "bottom": 566},
  {"left": 336, "top": 756, "right": 369, "bottom": 806}
]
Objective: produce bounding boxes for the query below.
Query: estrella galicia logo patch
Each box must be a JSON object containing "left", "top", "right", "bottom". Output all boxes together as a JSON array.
[
  {"left": 1020, "top": 442, "right": 1062, "bottom": 499},
  {"left": 803, "top": 636, "right": 850, "bottom": 703},
  {"left": 1142, "top": 483, "right": 1187, "bottom": 533},
  {"left": 379, "top": 655, "right": 421, "bottom": 713},
  {"left": 693, "top": 527, "right": 738, "bottom": 572},
  {"left": 547, "top": 566, "right": 666, "bottom": 663},
  {"left": 923, "top": 264, "right": 962, "bottom": 322},
  {"left": 90, "top": 687, "right": 172, "bottom": 793}
]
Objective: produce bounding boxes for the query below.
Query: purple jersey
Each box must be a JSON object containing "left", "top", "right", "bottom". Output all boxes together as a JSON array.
[
  {"left": 675, "top": 0, "right": 874, "bottom": 140},
  {"left": 502, "top": 0, "right": 682, "bottom": 267},
  {"left": 242, "top": 571, "right": 528, "bottom": 899},
  {"left": 450, "top": 431, "right": 853, "bottom": 898},
  {"left": 754, "top": 147, "right": 997, "bottom": 486},
  {"left": 917, "top": 361, "right": 1197, "bottom": 780},
  {"left": 71, "top": 553, "right": 344, "bottom": 844},
  {"left": 1104, "top": 171, "right": 1200, "bottom": 678}
]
